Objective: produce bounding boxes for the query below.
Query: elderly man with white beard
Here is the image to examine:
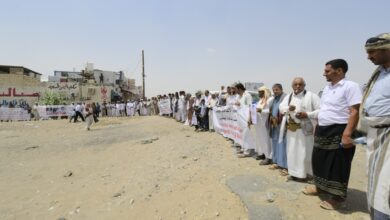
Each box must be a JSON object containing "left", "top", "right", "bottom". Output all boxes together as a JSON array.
[{"left": 280, "top": 77, "right": 320, "bottom": 181}]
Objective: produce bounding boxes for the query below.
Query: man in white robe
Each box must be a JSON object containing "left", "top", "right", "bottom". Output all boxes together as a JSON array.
[
  {"left": 126, "top": 101, "right": 133, "bottom": 117},
  {"left": 234, "top": 83, "right": 254, "bottom": 158},
  {"left": 253, "top": 86, "right": 273, "bottom": 165},
  {"left": 178, "top": 91, "right": 186, "bottom": 122},
  {"left": 280, "top": 77, "right": 320, "bottom": 180},
  {"left": 208, "top": 93, "right": 218, "bottom": 131}
]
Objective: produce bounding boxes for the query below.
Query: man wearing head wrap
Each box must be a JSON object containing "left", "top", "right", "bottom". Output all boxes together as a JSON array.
[
  {"left": 279, "top": 77, "right": 320, "bottom": 181},
  {"left": 360, "top": 33, "right": 390, "bottom": 219},
  {"left": 252, "top": 86, "right": 273, "bottom": 165}
]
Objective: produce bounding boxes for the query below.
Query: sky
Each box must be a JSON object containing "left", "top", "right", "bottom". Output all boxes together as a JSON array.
[{"left": 1, "top": 0, "right": 389, "bottom": 97}]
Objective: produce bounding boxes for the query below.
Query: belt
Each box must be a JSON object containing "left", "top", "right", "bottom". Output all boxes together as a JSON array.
[{"left": 287, "top": 123, "right": 301, "bottom": 132}]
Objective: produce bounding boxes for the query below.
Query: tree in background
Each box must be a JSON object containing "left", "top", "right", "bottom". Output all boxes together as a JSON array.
[{"left": 41, "top": 91, "right": 65, "bottom": 105}]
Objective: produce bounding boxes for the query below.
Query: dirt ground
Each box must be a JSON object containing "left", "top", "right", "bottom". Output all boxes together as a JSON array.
[{"left": 0, "top": 116, "right": 370, "bottom": 220}]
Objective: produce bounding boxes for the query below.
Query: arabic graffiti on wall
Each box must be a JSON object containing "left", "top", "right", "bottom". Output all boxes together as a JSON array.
[
  {"left": 1, "top": 99, "right": 28, "bottom": 106},
  {"left": 0, "top": 88, "right": 40, "bottom": 97},
  {"left": 0, "top": 87, "right": 40, "bottom": 107},
  {"left": 47, "top": 83, "right": 78, "bottom": 91}
]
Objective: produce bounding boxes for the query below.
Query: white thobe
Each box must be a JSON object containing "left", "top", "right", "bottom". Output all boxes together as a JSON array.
[
  {"left": 280, "top": 91, "right": 320, "bottom": 178},
  {"left": 254, "top": 101, "right": 272, "bottom": 159},
  {"left": 208, "top": 98, "right": 217, "bottom": 130}
]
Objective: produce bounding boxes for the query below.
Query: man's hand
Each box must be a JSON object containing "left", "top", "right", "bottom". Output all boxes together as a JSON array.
[
  {"left": 341, "top": 104, "right": 360, "bottom": 149},
  {"left": 256, "top": 108, "right": 262, "bottom": 113},
  {"left": 296, "top": 112, "right": 308, "bottom": 119},
  {"left": 289, "top": 105, "right": 296, "bottom": 111},
  {"left": 341, "top": 134, "right": 354, "bottom": 148}
]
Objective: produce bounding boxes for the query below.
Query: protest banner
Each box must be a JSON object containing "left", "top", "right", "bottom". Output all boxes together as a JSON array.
[
  {"left": 37, "top": 105, "right": 73, "bottom": 119},
  {"left": 158, "top": 99, "right": 172, "bottom": 115},
  {"left": 212, "top": 105, "right": 252, "bottom": 146},
  {"left": 0, "top": 107, "right": 31, "bottom": 121}
]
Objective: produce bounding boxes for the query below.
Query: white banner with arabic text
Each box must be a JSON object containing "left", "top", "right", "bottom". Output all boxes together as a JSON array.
[{"left": 212, "top": 105, "right": 256, "bottom": 148}]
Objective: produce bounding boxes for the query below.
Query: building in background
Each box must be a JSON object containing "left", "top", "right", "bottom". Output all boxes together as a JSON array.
[
  {"left": 0, "top": 65, "right": 42, "bottom": 107},
  {"left": 0, "top": 62, "right": 142, "bottom": 107}
]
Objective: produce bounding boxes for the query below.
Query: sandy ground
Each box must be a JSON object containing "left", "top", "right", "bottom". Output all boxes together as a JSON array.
[{"left": 0, "top": 116, "right": 370, "bottom": 220}]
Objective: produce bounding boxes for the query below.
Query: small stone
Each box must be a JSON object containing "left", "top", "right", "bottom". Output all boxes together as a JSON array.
[
  {"left": 181, "top": 156, "right": 187, "bottom": 159},
  {"left": 129, "top": 199, "right": 135, "bottom": 205},
  {"left": 193, "top": 158, "right": 199, "bottom": 161},
  {"left": 186, "top": 135, "right": 191, "bottom": 137},
  {"left": 215, "top": 212, "right": 220, "bottom": 216},
  {"left": 266, "top": 192, "right": 275, "bottom": 202},
  {"left": 25, "top": 146, "right": 40, "bottom": 150},
  {"left": 113, "top": 192, "right": 122, "bottom": 198},
  {"left": 63, "top": 171, "right": 73, "bottom": 177},
  {"left": 181, "top": 210, "right": 187, "bottom": 215},
  {"left": 141, "top": 139, "right": 153, "bottom": 144},
  {"left": 57, "top": 218, "right": 66, "bottom": 220},
  {"left": 151, "top": 137, "right": 159, "bottom": 141}
]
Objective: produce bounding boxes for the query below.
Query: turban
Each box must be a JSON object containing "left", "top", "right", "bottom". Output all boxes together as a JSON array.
[
  {"left": 257, "top": 86, "right": 271, "bottom": 98},
  {"left": 365, "top": 33, "right": 390, "bottom": 50}
]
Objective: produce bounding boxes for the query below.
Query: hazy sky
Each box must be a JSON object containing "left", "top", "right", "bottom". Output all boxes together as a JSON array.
[{"left": 1, "top": 0, "right": 388, "bottom": 96}]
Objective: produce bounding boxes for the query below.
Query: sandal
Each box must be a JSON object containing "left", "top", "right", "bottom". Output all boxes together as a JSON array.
[
  {"left": 268, "top": 164, "right": 279, "bottom": 170},
  {"left": 280, "top": 169, "right": 288, "bottom": 176},
  {"left": 319, "top": 199, "right": 345, "bottom": 210},
  {"left": 302, "top": 185, "right": 319, "bottom": 196}
]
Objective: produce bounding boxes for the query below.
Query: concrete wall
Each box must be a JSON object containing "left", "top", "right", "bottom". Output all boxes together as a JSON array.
[{"left": 0, "top": 74, "right": 42, "bottom": 106}]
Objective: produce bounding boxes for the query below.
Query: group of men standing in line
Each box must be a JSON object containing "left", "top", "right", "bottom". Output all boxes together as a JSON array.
[
  {"left": 99, "top": 99, "right": 159, "bottom": 117},
  {"left": 159, "top": 33, "right": 390, "bottom": 219}
]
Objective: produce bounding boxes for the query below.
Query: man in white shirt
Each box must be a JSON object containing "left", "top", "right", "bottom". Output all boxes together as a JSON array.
[
  {"left": 280, "top": 77, "right": 320, "bottom": 181},
  {"left": 303, "top": 59, "right": 362, "bottom": 211},
  {"left": 361, "top": 33, "right": 390, "bottom": 219},
  {"left": 74, "top": 103, "right": 85, "bottom": 122}
]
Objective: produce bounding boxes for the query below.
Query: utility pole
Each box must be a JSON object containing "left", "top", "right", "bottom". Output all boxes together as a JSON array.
[{"left": 142, "top": 50, "right": 145, "bottom": 99}]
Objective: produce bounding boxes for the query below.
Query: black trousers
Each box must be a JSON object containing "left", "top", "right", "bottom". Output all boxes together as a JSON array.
[{"left": 74, "top": 111, "right": 85, "bottom": 122}]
